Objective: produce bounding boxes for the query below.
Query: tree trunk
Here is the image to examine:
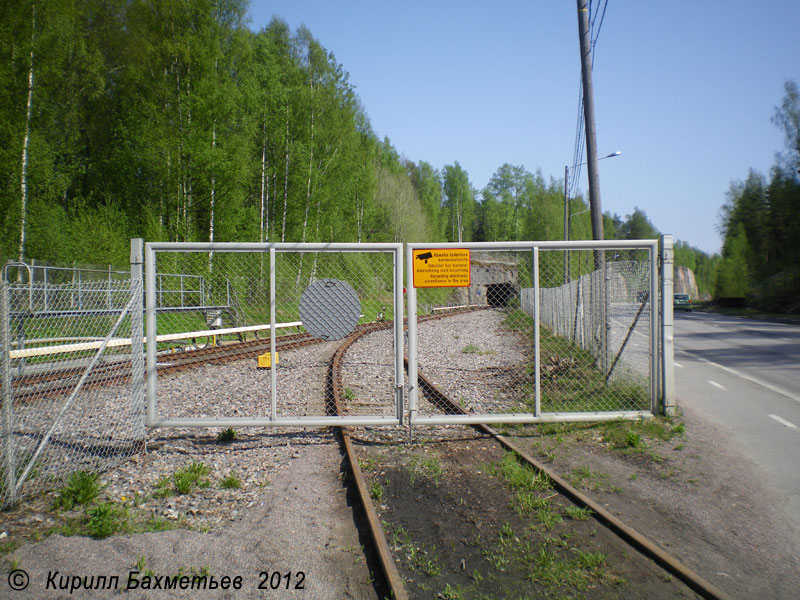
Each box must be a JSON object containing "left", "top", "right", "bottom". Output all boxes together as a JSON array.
[
  {"left": 18, "top": 4, "right": 35, "bottom": 265},
  {"left": 281, "top": 103, "right": 289, "bottom": 242},
  {"left": 296, "top": 92, "right": 315, "bottom": 289},
  {"left": 208, "top": 125, "right": 216, "bottom": 273},
  {"left": 260, "top": 119, "right": 268, "bottom": 243}
]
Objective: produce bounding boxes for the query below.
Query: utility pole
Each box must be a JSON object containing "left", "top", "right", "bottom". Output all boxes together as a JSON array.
[
  {"left": 576, "top": 0, "right": 604, "bottom": 256},
  {"left": 563, "top": 165, "right": 569, "bottom": 284},
  {"left": 576, "top": 0, "right": 608, "bottom": 373}
]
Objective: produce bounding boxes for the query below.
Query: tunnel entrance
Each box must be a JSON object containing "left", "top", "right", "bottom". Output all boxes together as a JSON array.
[{"left": 486, "top": 283, "right": 517, "bottom": 307}]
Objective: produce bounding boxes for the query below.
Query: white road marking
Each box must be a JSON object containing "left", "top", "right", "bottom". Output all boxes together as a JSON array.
[
  {"left": 610, "top": 319, "right": 648, "bottom": 340},
  {"left": 768, "top": 414, "right": 798, "bottom": 429},
  {"left": 674, "top": 362, "right": 684, "bottom": 368},
  {"left": 677, "top": 348, "right": 800, "bottom": 403},
  {"left": 708, "top": 380, "right": 727, "bottom": 391}
]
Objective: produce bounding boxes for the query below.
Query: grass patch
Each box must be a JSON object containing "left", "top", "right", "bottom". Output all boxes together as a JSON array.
[
  {"left": 357, "top": 456, "right": 376, "bottom": 472},
  {"left": 156, "top": 461, "right": 211, "bottom": 497},
  {"left": 216, "top": 428, "right": 236, "bottom": 443},
  {"left": 220, "top": 473, "right": 242, "bottom": 489},
  {"left": 86, "top": 501, "right": 127, "bottom": 539},
  {"left": 493, "top": 452, "right": 552, "bottom": 493},
  {"left": 369, "top": 481, "right": 384, "bottom": 502},
  {"left": 53, "top": 470, "right": 103, "bottom": 511},
  {"left": 505, "top": 309, "right": 651, "bottom": 413},
  {"left": 409, "top": 454, "right": 443, "bottom": 485},
  {"left": 461, "top": 344, "right": 496, "bottom": 356},
  {"left": 386, "top": 523, "right": 441, "bottom": 577},
  {"left": 564, "top": 505, "right": 593, "bottom": 521},
  {"left": 566, "top": 465, "right": 619, "bottom": 493}
]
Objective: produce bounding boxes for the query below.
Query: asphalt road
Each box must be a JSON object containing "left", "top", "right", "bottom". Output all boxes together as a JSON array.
[{"left": 673, "top": 309, "right": 800, "bottom": 539}]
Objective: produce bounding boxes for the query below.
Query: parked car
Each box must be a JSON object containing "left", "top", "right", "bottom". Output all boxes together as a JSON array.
[{"left": 673, "top": 293, "right": 692, "bottom": 312}]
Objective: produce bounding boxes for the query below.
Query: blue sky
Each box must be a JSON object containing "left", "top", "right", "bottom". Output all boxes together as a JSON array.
[{"left": 247, "top": 1, "right": 800, "bottom": 255}]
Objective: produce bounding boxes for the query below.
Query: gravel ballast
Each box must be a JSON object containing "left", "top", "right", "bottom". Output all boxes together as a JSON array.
[{"left": 2, "top": 310, "right": 798, "bottom": 599}]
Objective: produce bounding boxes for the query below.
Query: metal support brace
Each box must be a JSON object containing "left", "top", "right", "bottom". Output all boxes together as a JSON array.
[{"left": 1, "top": 282, "right": 16, "bottom": 504}]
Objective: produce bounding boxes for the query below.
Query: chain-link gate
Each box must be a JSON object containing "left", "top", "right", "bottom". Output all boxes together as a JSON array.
[
  {"left": 406, "top": 241, "right": 659, "bottom": 425},
  {"left": 1, "top": 263, "right": 144, "bottom": 509},
  {"left": 144, "top": 242, "right": 404, "bottom": 428}
]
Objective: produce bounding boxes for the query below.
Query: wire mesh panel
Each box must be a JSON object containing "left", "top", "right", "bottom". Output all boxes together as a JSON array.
[
  {"left": 537, "top": 248, "right": 653, "bottom": 414},
  {"left": 411, "top": 249, "right": 536, "bottom": 421},
  {"left": 1, "top": 276, "right": 143, "bottom": 509},
  {"left": 407, "top": 241, "right": 657, "bottom": 425},
  {"left": 144, "top": 243, "right": 403, "bottom": 428}
]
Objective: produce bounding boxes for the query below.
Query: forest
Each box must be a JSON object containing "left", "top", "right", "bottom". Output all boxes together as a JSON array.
[
  {"left": 0, "top": 0, "right": 731, "bottom": 299},
  {"left": 714, "top": 80, "right": 800, "bottom": 312}
]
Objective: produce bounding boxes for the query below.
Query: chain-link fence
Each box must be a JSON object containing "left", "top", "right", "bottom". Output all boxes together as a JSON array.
[
  {"left": 406, "top": 241, "right": 658, "bottom": 425},
  {"left": 1, "top": 270, "right": 143, "bottom": 509},
  {"left": 144, "top": 243, "right": 404, "bottom": 428},
  {"left": 533, "top": 249, "right": 654, "bottom": 414}
]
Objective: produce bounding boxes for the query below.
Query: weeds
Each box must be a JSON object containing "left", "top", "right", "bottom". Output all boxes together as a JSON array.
[
  {"left": 409, "top": 454, "right": 442, "bottom": 485},
  {"left": 220, "top": 473, "right": 242, "bottom": 489},
  {"left": 53, "top": 471, "right": 102, "bottom": 511},
  {"left": 86, "top": 501, "right": 127, "bottom": 539},
  {"left": 216, "top": 428, "right": 236, "bottom": 443},
  {"left": 494, "top": 452, "right": 552, "bottom": 493},
  {"left": 157, "top": 461, "right": 211, "bottom": 497},
  {"left": 369, "top": 481, "right": 384, "bottom": 502},
  {"left": 564, "top": 506, "right": 593, "bottom": 521},
  {"left": 565, "top": 465, "right": 621, "bottom": 493}
]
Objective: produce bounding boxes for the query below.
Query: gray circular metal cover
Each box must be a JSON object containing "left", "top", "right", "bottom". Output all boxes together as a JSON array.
[{"left": 299, "top": 278, "right": 361, "bottom": 341}]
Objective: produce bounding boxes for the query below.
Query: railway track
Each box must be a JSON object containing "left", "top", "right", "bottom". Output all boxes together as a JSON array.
[
  {"left": 5, "top": 306, "right": 731, "bottom": 598},
  {"left": 330, "top": 316, "right": 733, "bottom": 600}
]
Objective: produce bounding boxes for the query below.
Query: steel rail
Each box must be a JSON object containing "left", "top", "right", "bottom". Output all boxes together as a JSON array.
[
  {"left": 412, "top": 365, "right": 733, "bottom": 600},
  {"left": 327, "top": 307, "right": 482, "bottom": 600},
  {"left": 329, "top": 323, "right": 409, "bottom": 600}
]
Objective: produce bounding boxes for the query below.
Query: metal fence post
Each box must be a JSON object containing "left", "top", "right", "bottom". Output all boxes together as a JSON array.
[
  {"left": 130, "top": 239, "right": 146, "bottom": 448},
  {"left": 145, "top": 243, "right": 157, "bottom": 426},
  {"left": 532, "top": 247, "right": 541, "bottom": 417},
  {"left": 1, "top": 281, "right": 16, "bottom": 505},
  {"left": 406, "top": 244, "right": 418, "bottom": 428},
  {"left": 660, "top": 235, "right": 676, "bottom": 416},
  {"left": 269, "top": 247, "right": 277, "bottom": 422},
  {"left": 393, "top": 246, "right": 404, "bottom": 425}
]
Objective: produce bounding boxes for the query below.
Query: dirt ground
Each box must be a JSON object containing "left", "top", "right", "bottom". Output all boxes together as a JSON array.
[
  {"left": 354, "top": 404, "right": 800, "bottom": 600},
  {"left": 509, "top": 404, "right": 800, "bottom": 600},
  {"left": 3, "top": 403, "right": 798, "bottom": 599}
]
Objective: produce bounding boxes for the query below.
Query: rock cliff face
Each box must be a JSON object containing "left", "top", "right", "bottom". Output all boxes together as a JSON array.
[{"left": 674, "top": 265, "right": 699, "bottom": 298}]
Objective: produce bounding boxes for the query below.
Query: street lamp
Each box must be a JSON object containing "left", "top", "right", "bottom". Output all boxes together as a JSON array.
[{"left": 563, "top": 151, "right": 621, "bottom": 282}]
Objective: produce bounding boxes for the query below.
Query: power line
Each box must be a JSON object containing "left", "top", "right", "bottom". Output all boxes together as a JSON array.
[{"left": 568, "top": 0, "right": 609, "bottom": 202}]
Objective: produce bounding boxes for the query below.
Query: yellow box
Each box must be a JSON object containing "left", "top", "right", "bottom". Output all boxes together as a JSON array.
[{"left": 257, "top": 352, "right": 279, "bottom": 368}]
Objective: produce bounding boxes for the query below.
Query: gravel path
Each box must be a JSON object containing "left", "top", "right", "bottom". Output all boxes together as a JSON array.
[{"left": 2, "top": 341, "right": 380, "bottom": 599}]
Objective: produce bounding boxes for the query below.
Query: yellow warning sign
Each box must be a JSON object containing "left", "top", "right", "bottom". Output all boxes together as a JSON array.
[{"left": 412, "top": 248, "right": 471, "bottom": 288}]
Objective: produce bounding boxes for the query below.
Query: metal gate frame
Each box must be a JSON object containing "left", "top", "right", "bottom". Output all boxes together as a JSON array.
[
  {"left": 144, "top": 242, "right": 405, "bottom": 428},
  {"left": 406, "top": 240, "right": 662, "bottom": 425}
]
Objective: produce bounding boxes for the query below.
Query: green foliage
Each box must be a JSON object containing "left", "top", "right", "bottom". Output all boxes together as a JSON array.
[
  {"left": 220, "top": 473, "right": 242, "bottom": 489},
  {"left": 494, "top": 452, "right": 552, "bottom": 493},
  {"left": 216, "top": 428, "right": 237, "bottom": 443},
  {"left": 86, "top": 501, "right": 127, "bottom": 539},
  {"left": 0, "top": 2, "right": 441, "bottom": 265},
  {"left": 0, "top": 0, "right": 721, "bottom": 279},
  {"left": 713, "top": 81, "right": 800, "bottom": 310},
  {"left": 53, "top": 471, "right": 102, "bottom": 511},
  {"left": 157, "top": 461, "right": 212, "bottom": 497},
  {"left": 369, "top": 480, "right": 384, "bottom": 502}
]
